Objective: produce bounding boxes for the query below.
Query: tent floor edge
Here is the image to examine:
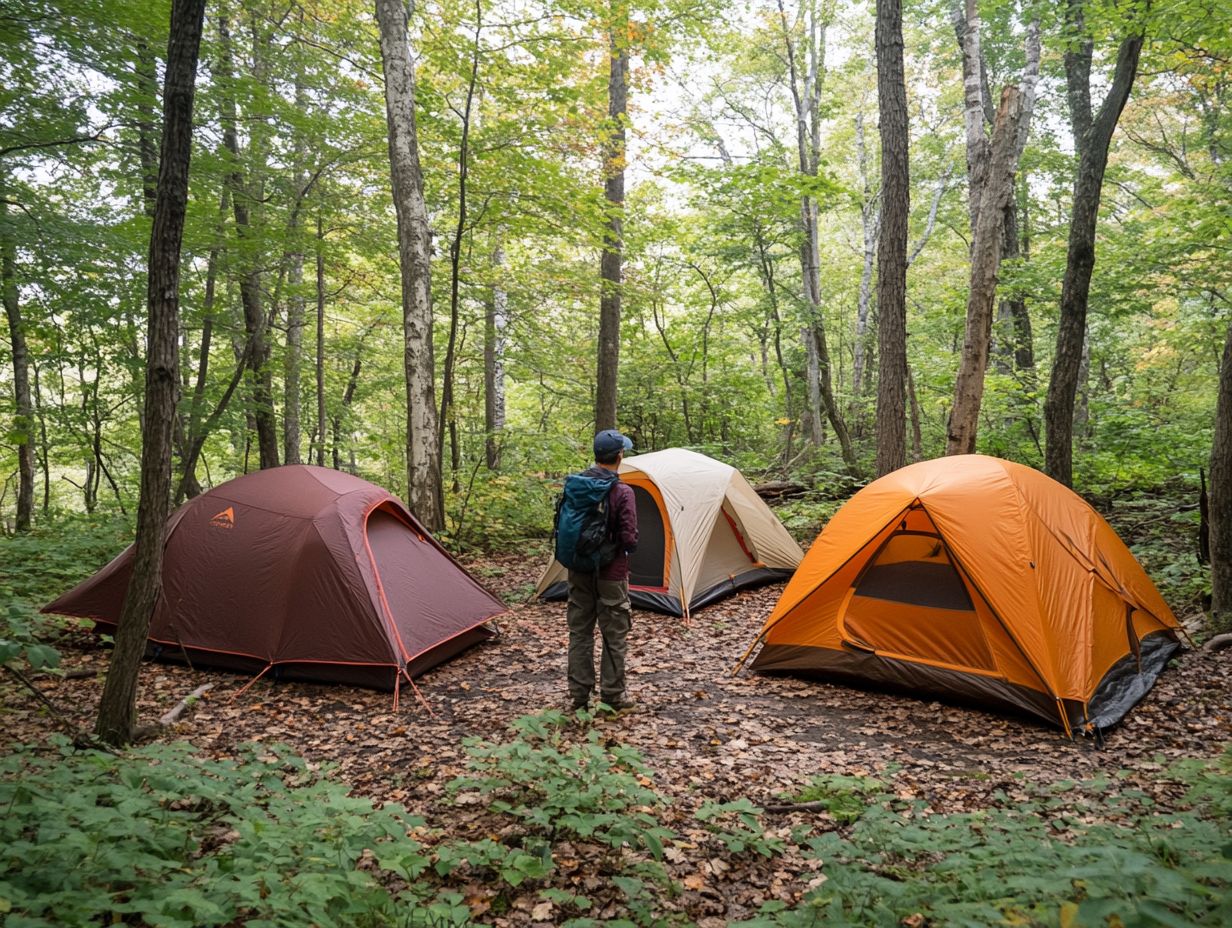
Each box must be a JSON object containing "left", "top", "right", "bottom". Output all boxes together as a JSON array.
[
  {"left": 1084, "top": 631, "right": 1182, "bottom": 731},
  {"left": 751, "top": 643, "right": 1065, "bottom": 729}
]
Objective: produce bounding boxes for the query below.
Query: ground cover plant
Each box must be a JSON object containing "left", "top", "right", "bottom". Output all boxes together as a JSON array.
[{"left": 1, "top": 714, "right": 1229, "bottom": 927}]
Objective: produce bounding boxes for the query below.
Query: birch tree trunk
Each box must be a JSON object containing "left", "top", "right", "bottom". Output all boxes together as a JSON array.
[
  {"left": 777, "top": 0, "right": 858, "bottom": 474},
  {"left": 594, "top": 3, "right": 628, "bottom": 433},
  {"left": 947, "top": 86, "right": 1024, "bottom": 455},
  {"left": 874, "top": 0, "right": 909, "bottom": 476},
  {"left": 375, "top": 0, "right": 444, "bottom": 529},
  {"left": 1045, "top": 2, "right": 1145, "bottom": 486},
  {"left": 851, "top": 105, "right": 881, "bottom": 401},
  {"left": 95, "top": 0, "right": 206, "bottom": 746}
]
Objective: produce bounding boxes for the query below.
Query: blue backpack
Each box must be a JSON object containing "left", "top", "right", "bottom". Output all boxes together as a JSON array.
[{"left": 553, "top": 471, "right": 620, "bottom": 572}]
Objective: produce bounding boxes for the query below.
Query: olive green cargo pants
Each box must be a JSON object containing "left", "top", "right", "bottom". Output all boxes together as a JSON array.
[{"left": 566, "top": 571, "right": 631, "bottom": 708}]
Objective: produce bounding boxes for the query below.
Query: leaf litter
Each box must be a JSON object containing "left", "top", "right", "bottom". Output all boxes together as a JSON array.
[{"left": 3, "top": 550, "right": 1230, "bottom": 924}]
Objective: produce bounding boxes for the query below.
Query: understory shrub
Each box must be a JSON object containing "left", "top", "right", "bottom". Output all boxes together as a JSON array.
[
  {"left": 734, "top": 748, "right": 1232, "bottom": 928},
  {"left": 1, "top": 717, "right": 1228, "bottom": 927}
]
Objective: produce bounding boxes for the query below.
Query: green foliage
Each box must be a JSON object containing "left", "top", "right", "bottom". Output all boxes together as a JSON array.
[
  {"left": 2, "top": 718, "right": 1230, "bottom": 928},
  {"left": 733, "top": 756, "right": 1232, "bottom": 928},
  {"left": 0, "top": 511, "right": 133, "bottom": 607},
  {"left": 0, "top": 739, "right": 435, "bottom": 927},
  {"left": 0, "top": 511, "right": 132, "bottom": 675},
  {"left": 449, "top": 710, "right": 674, "bottom": 861},
  {"left": 695, "top": 798, "right": 785, "bottom": 857},
  {"left": 0, "top": 602, "right": 65, "bottom": 673},
  {"left": 780, "top": 773, "right": 887, "bottom": 825}
]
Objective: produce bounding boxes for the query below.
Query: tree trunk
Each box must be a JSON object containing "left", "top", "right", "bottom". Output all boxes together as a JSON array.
[
  {"left": 176, "top": 188, "right": 228, "bottom": 503},
  {"left": 907, "top": 364, "right": 923, "bottom": 462},
  {"left": 332, "top": 346, "right": 364, "bottom": 472},
  {"left": 1045, "top": 9, "right": 1144, "bottom": 486},
  {"left": 851, "top": 109, "right": 881, "bottom": 403},
  {"left": 283, "top": 76, "right": 309, "bottom": 467},
  {"left": 219, "top": 13, "right": 279, "bottom": 471},
  {"left": 594, "top": 6, "right": 628, "bottom": 433},
  {"left": 1, "top": 195, "right": 34, "bottom": 532},
  {"left": 874, "top": 0, "right": 910, "bottom": 477},
  {"left": 484, "top": 240, "right": 507, "bottom": 469},
  {"left": 442, "top": 4, "right": 482, "bottom": 486},
  {"left": 947, "top": 86, "right": 1024, "bottom": 455},
  {"left": 95, "top": 0, "right": 206, "bottom": 746},
  {"left": 993, "top": 194, "right": 1029, "bottom": 374},
  {"left": 1210, "top": 318, "right": 1232, "bottom": 632},
  {"left": 315, "top": 210, "right": 327, "bottom": 467},
  {"left": 375, "top": 0, "right": 444, "bottom": 529},
  {"left": 778, "top": 0, "right": 858, "bottom": 474}
]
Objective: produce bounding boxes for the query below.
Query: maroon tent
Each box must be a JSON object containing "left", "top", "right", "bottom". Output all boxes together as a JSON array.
[{"left": 43, "top": 466, "right": 503, "bottom": 691}]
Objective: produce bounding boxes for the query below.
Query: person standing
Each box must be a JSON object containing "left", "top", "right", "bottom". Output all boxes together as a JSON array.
[{"left": 565, "top": 429, "right": 638, "bottom": 713}]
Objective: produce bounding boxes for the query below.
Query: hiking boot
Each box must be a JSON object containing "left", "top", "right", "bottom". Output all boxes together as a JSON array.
[{"left": 598, "top": 699, "right": 638, "bottom": 717}]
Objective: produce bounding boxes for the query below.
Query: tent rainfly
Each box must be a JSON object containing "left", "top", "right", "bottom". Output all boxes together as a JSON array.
[
  {"left": 738, "top": 455, "right": 1184, "bottom": 734},
  {"left": 537, "top": 448, "right": 804, "bottom": 616},
  {"left": 43, "top": 466, "right": 504, "bottom": 694}
]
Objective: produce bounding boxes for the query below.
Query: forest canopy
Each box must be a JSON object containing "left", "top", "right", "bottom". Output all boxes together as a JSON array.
[{"left": 2, "top": 0, "right": 1229, "bottom": 603}]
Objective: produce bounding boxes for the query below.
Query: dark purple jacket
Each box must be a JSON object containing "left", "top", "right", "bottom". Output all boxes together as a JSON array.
[{"left": 582, "top": 466, "right": 638, "bottom": 581}]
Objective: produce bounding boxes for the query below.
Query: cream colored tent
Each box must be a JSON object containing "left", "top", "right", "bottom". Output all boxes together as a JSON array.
[{"left": 537, "top": 448, "right": 804, "bottom": 616}]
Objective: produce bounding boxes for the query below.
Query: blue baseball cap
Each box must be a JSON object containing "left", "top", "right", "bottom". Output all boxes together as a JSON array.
[{"left": 593, "top": 429, "right": 633, "bottom": 457}]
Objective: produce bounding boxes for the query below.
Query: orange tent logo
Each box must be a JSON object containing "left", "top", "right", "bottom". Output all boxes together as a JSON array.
[{"left": 209, "top": 507, "right": 235, "bottom": 529}]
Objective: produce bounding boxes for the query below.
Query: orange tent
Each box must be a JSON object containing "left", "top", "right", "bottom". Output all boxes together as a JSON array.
[{"left": 739, "top": 455, "right": 1183, "bottom": 733}]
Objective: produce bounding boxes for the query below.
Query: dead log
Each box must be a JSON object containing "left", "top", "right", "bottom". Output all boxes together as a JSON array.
[
  {"left": 753, "top": 481, "right": 808, "bottom": 500},
  {"left": 1202, "top": 632, "right": 1232, "bottom": 653}
]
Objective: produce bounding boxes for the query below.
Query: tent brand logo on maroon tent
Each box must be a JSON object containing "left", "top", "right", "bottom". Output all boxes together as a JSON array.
[{"left": 209, "top": 507, "right": 235, "bottom": 529}]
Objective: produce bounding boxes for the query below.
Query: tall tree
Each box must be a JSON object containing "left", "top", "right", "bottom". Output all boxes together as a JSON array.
[
  {"left": 873, "top": 0, "right": 909, "bottom": 476},
  {"left": 1044, "top": 0, "right": 1146, "bottom": 486},
  {"left": 440, "top": 0, "right": 483, "bottom": 485},
  {"left": 218, "top": 8, "right": 279, "bottom": 470},
  {"left": 1211, "top": 317, "right": 1232, "bottom": 632},
  {"left": 374, "top": 0, "right": 444, "bottom": 529},
  {"left": 95, "top": 0, "right": 207, "bottom": 746},
  {"left": 484, "top": 238, "right": 508, "bottom": 469},
  {"left": 946, "top": 0, "right": 1040, "bottom": 454},
  {"left": 946, "top": 86, "right": 1025, "bottom": 454},
  {"left": 776, "top": 0, "right": 858, "bottom": 473},
  {"left": 594, "top": 0, "right": 629, "bottom": 432},
  {"left": 1, "top": 193, "right": 34, "bottom": 532}
]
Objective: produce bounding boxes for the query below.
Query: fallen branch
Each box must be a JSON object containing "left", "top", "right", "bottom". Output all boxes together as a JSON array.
[
  {"left": 3, "top": 664, "right": 86, "bottom": 739},
  {"left": 1202, "top": 632, "right": 1232, "bottom": 653},
  {"left": 133, "top": 683, "right": 214, "bottom": 741},
  {"left": 159, "top": 683, "right": 214, "bottom": 726},
  {"left": 760, "top": 800, "right": 837, "bottom": 814},
  {"left": 42, "top": 667, "right": 104, "bottom": 681}
]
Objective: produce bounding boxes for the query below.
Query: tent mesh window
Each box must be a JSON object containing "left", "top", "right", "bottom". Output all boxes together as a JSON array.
[
  {"left": 629, "top": 485, "right": 667, "bottom": 589},
  {"left": 844, "top": 529, "right": 997, "bottom": 672}
]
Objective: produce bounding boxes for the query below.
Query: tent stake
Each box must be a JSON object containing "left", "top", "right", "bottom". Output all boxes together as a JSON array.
[{"left": 232, "top": 662, "right": 274, "bottom": 699}]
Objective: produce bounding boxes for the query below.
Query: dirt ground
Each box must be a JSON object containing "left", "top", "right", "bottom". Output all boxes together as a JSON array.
[{"left": 4, "top": 552, "right": 1231, "bottom": 923}]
